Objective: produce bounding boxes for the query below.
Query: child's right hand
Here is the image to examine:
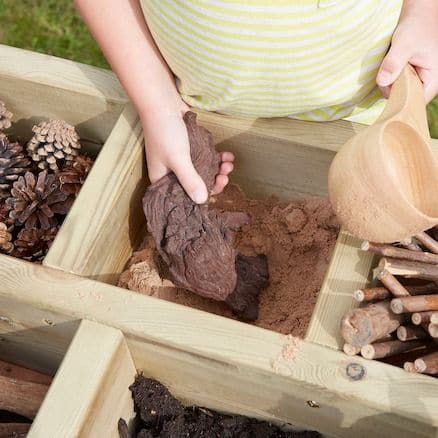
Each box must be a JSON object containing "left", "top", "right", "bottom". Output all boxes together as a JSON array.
[{"left": 142, "top": 107, "right": 234, "bottom": 204}]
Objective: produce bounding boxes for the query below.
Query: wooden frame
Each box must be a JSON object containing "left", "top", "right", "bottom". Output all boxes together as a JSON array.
[{"left": 0, "top": 45, "right": 437, "bottom": 437}]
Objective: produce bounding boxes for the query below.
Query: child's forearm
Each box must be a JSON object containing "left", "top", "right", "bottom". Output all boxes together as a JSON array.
[{"left": 74, "top": 0, "right": 185, "bottom": 118}]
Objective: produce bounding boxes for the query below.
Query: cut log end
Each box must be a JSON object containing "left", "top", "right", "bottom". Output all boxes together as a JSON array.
[
  {"left": 390, "top": 299, "right": 404, "bottom": 314},
  {"left": 428, "top": 323, "right": 438, "bottom": 338},
  {"left": 411, "top": 313, "right": 422, "bottom": 325},
  {"left": 343, "top": 343, "right": 361, "bottom": 356},
  {"left": 360, "top": 345, "right": 375, "bottom": 360},
  {"left": 403, "top": 362, "right": 416, "bottom": 373},
  {"left": 353, "top": 290, "right": 365, "bottom": 302},
  {"left": 414, "top": 358, "right": 427, "bottom": 373}
]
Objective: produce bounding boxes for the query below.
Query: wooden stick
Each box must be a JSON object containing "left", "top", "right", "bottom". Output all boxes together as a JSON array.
[
  {"left": 341, "top": 301, "right": 403, "bottom": 348},
  {"left": 411, "top": 311, "right": 437, "bottom": 325},
  {"left": 355, "top": 283, "right": 437, "bottom": 303},
  {"left": 353, "top": 287, "right": 390, "bottom": 302},
  {"left": 343, "top": 343, "right": 361, "bottom": 356},
  {"left": 362, "top": 241, "right": 438, "bottom": 264},
  {"left": 428, "top": 323, "right": 438, "bottom": 338},
  {"left": 0, "top": 360, "right": 52, "bottom": 385},
  {"left": 400, "top": 238, "right": 422, "bottom": 252},
  {"left": 379, "top": 257, "right": 438, "bottom": 281},
  {"left": 403, "top": 362, "right": 417, "bottom": 373},
  {"left": 414, "top": 232, "right": 438, "bottom": 254},
  {"left": 396, "top": 325, "right": 429, "bottom": 341},
  {"left": 377, "top": 269, "right": 410, "bottom": 297},
  {"left": 0, "top": 423, "right": 31, "bottom": 437},
  {"left": 361, "top": 339, "right": 425, "bottom": 360},
  {"left": 391, "top": 295, "right": 438, "bottom": 314},
  {"left": 414, "top": 351, "right": 438, "bottom": 375},
  {"left": 0, "top": 361, "right": 51, "bottom": 419},
  {"left": 431, "top": 313, "right": 438, "bottom": 324}
]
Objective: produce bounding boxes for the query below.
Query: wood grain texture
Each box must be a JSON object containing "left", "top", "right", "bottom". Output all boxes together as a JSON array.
[
  {"left": 29, "top": 320, "right": 136, "bottom": 438},
  {"left": 0, "top": 255, "right": 436, "bottom": 437},
  {"left": 306, "top": 231, "right": 377, "bottom": 349},
  {"left": 44, "top": 104, "right": 146, "bottom": 283}
]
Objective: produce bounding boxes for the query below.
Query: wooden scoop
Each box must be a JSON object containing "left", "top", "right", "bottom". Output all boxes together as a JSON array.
[{"left": 329, "top": 65, "right": 438, "bottom": 243}]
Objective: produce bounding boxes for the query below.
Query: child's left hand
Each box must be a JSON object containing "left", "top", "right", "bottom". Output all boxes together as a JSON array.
[{"left": 376, "top": 0, "right": 438, "bottom": 103}]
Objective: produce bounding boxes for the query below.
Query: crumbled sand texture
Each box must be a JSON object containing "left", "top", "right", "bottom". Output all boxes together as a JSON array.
[{"left": 119, "top": 184, "right": 339, "bottom": 338}]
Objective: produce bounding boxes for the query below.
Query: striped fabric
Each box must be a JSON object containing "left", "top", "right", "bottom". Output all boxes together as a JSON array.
[{"left": 140, "top": 1, "right": 403, "bottom": 124}]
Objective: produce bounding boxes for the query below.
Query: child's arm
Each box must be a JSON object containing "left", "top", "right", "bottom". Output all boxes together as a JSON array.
[
  {"left": 377, "top": 0, "right": 438, "bottom": 102},
  {"left": 74, "top": 0, "right": 233, "bottom": 203}
]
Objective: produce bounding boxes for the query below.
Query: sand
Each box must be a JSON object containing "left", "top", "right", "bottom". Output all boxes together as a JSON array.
[{"left": 118, "top": 184, "right": 339, "bottom": 338}]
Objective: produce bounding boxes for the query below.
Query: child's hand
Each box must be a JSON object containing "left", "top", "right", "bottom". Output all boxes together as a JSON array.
[
  {"left": 142, "top": 107, "right": 234, "bottom": 204},
  {"left": 376, "top": 0, "right": 438, "bottom": 103}
]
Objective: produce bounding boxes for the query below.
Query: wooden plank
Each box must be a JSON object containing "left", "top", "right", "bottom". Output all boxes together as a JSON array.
[
  {"left": 0, "top": 256, "right": 436, "bottom": 437},
  {"left": 0, "top": 44, "right": 127, "bottom": 104},
  {"left": 0, "top": 45, "right": 126, "bottom": 146},
  {"left": 0, "top": 294, "right": 78, "bottom": 375},
  {"left": 306, "top": 231, "right": 377, "bottom": 349},
  {"left": 29, "top": 320, "right": 136, "bottom": 438},
  {"left": 44, "top": 104, "right": 147, "bottom": 283}
]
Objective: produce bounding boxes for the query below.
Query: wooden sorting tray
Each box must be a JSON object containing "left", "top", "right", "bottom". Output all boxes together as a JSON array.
[{"left": 0, "top": 45, "right": 437, "bottom": 437}]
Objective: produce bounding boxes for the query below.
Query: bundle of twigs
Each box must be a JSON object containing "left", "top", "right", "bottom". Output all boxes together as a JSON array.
[{"left": 341, "top": 230, "right": 438, "bottom": 376}]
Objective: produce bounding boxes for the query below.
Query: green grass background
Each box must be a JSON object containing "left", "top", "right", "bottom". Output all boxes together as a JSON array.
[{"left": 1, "top": 0, "right": 437, "bottom": 138}]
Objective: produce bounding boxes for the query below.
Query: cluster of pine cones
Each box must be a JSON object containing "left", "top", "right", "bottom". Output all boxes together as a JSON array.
[{"left": 0, "top": 100, "right": 93, "bottom": 262}]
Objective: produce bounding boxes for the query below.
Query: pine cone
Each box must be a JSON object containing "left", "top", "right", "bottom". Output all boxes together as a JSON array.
[
  {"left": 13, "top": 226, "right": 58, "bottom": 261},
  {"left": 0, "top": 134, "right": 31, "bottom": 199},
  {"left": 0, "top": 101, "right": 13, "bottom": 131},
  {"left": 57, "top": 154, "right": 93, "bottom": 195},
  {"left": 6, "top": 171, "right": 73, "bottom": 230},
  {"left": 27, "top": 120, "right": 81, "bottom": 171},
  {"left": 0, "top": 222, "right": 13, "bottom": 254},
  {"left": 0, "top": 200, "right": 12, "bottom": 227}
]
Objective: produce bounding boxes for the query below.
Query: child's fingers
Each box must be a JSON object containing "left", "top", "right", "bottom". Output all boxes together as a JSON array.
[
  {"left": 219, "top": 161, "right": 234, "bottom": 176},
  {"left": 221, "top": 151, "right": 235, "bottom": 163},
  {"left": 376, "top": 44, "right": 411, "bottom": 88},
  {"left": 212, "top": 174, "right": 229, "bottom": 195},
  {"left": 171, "top": 158, "right": 208, "bottom": 204}
]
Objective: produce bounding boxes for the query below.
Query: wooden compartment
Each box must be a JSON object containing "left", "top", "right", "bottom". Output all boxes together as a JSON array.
[
  {"left": 0, "top": 44, "right": 131, "bottom": 264},
  {"left": 0, "top": 45, "right": 437, "bottom": 436}
]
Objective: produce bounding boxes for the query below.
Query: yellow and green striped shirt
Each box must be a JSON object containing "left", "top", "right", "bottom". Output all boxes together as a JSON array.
[{"left": 141, "top": 1, "right": 403, "bottom": 124}]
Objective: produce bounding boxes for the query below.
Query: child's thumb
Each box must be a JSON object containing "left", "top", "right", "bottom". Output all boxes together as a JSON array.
[
  {"left": 172, "top": 158, "right": 208, "bottom": 204},
  {"left": 376, "top": 45, "right": 410, "bottom": 88}
]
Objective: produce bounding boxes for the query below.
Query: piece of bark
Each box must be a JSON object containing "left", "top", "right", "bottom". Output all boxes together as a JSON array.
[
  {"left": 391, "top": 295, "right": 438, "bottom": 314},
  {"left": 379, "top": 257, "right": 438, "bottom": 281},
  {"left": 118, "top": 418, "right": 130, "bottom": 438},
  {"left": 363, "top": 241, "right": 438, "bottom": 264},
  {"left": 396, "top": 325, "right": 429, "bottom": 341},
  {"left": 341, "top": 301, "right": 403, "bottom": 348},
  {"left": 412, "top": 311, "right": 437, "bottom": 325},
  {"left": 414, "top": 351, "right": 438, "bottom": 375},
  {"left": 361, "top": 339, "right": 425, "bottom": 360},
  {"left": 0, "top": 423, "right": 31, "bottom": 438},
  {"left": 142, "top": 112, "right": 268, "bottom": 319}
]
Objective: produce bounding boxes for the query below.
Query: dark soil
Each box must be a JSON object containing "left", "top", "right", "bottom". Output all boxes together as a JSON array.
[{"left": 119, "top": 375, "right": 321, "bottom": 438}]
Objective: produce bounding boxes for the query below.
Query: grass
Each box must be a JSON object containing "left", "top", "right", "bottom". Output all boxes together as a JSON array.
[{"left": 0, "top": 0, "right": 437, "bottom": 137}]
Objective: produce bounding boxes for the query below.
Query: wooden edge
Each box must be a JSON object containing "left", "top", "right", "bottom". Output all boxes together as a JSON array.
[
  {"left": 1, "top": 255, "right": 437, "bottom": 431},
  {"left": 29, "top": 320, "right": 136, "bottom": 438},
  {"left": 44, "top": 104, "right": 144, "bottom": 279},
  {"left": 306, "top": 230, "right": 376, "bottom": 349},
  {"left": 195, "top": 109, "right": 438, "bottom": 153},
  {"left": 0, "top": 44, "right": 127, "bottom": 104}
]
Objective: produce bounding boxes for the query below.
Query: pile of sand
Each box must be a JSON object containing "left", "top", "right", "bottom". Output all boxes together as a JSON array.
[{"left": 119, "top": 184, "right": 339, "bottom": 338}]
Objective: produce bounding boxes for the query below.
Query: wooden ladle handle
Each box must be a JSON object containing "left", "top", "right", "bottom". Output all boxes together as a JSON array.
[{"left": 378, "top": 64, "right": 429, "bottom": 140}]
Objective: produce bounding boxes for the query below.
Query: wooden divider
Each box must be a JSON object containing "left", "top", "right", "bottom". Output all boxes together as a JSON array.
[{"left": 30, "top": 320, "right": 136, "bottom": 437}]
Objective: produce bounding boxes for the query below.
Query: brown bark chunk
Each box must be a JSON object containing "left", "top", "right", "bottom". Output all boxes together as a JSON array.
[{"left": 142, "top": 112, "right": 268, "bottom": 319}]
